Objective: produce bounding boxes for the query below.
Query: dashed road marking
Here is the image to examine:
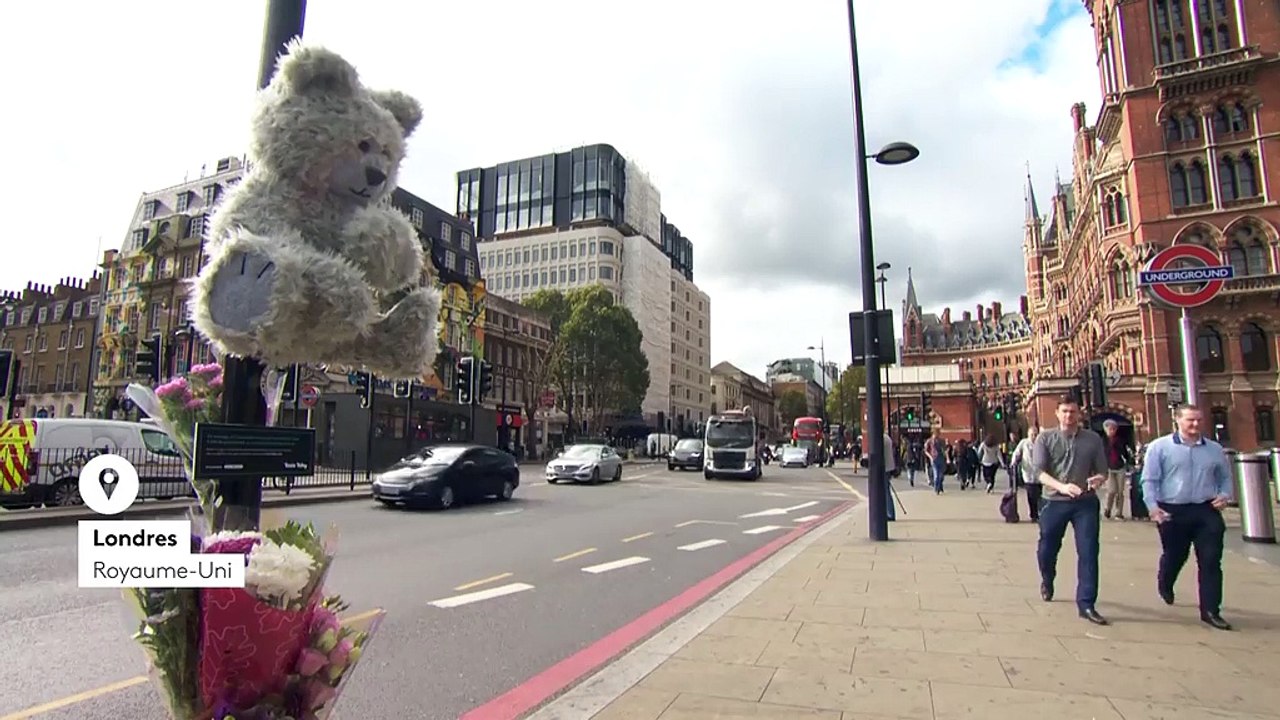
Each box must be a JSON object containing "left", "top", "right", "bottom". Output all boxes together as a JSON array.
[
  {"left": 429, "top": 583, "right": 535, "bottom": 608},
  {"left": 740, "top": 508, "right": 788, "bottom": 518},
  {"left": 783, "top": 500, "right": 820, "bottom": 512},
  {"left": 621, "top": 532, "right": 653, "bottom": 543},
  {"left": 554, "top": 547, "right": 597, "bottom": 562},
  {"left": 743, "top": 525, "right": 785, "bottom": 535},
  {"left": 454, "top": 572, "right": 513, "bottom": 591},
  {"left": 674, "top": 519, "right": 738, "bottom": 528},
  {"left": 493, "top": 508, "right": 523, "bottom": 516},
  {"left": 760, "top": 491, "right": 790, "bottom": 497},
  {"left": 793, "top": 514, "right": 822, "bottom": 523},
  {"left": 582, "top": 556, "right": 651, "bottom": 574},
  {"left": 678, "top": 539, "right": 727, "bottom": 551}
]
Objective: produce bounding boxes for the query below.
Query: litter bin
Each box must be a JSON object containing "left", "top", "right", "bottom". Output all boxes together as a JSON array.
[{"left": 1232, "top": 451, "right": 1276, "bottom": 544}]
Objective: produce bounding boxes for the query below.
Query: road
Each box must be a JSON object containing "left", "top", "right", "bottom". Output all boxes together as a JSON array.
[{"left": 0, "top": 462, "right": 865, "bottom": 719}]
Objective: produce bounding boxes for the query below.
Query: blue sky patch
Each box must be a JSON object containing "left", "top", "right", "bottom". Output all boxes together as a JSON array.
[{"left": 1002, "top": 0, "right": 1086, "bottom": 71}]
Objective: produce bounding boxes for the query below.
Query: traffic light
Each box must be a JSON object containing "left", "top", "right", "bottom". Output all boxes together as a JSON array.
[
  {"left": 993, "top": 404, "right": 1004, "bottom": 421},
  {"left": 281, "top": 364, "right": 299, "bottom": 403},
  {"left": 1088, "top": 363, "right": 1107, "bottom": 409},
  {"left": 904, "top": 407, "right": 916, "bottom": 422},
  {"left": 354, "top": 371, "right": 373, "bottom": 409},
  {"left": 920, "top": 392, "right": 932, "bottom": 420},
  {"left": 478, "top": 360, "right": 494, "bottom": 398},
  {"left": 135, "top": 335, "right": 161, "bottom": 383},
  {"left": 456, "top": 357, "right": 474, "bottom": 405},
  {"left": 393, "top": 379, "right": 411, "bottom": 398}
]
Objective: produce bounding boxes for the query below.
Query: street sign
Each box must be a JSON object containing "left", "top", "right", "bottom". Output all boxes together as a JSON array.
[
  {"left": 1107, "top": 369, "right": 1122, "bottom": 388},
  {"left": 192, "top": 423, "right": 315, "bottom": 480},
  {"left": 1167, "top": 379, "right": 1184, "bottom": 405},
  {"left": 1138, "top": 244, "right": 1234, "bottom": 308},
  {"left": 299, "top": 384, "right": 320, "bottom": 408}
]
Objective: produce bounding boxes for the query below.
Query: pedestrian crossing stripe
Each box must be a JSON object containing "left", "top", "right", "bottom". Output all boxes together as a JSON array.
[{"left": 0, "top": 421, "right": 35, "bottom": 494}]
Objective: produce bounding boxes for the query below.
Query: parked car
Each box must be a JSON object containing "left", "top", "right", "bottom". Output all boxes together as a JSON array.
[
  {"left": 779, "top": 446, "right": 810, "bottom": 468},
  {"left": 371, "top": 444, "right": 519, "bottom": 510},
  {"left": 546, "top": 444, "right": 623, "bottom": 484},
  {"left": 668, "top": 439, "right": 705, "bottom": 471}
]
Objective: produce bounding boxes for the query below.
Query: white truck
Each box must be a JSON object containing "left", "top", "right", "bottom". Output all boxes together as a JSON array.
[{"left": 703, "top": 408, "right": 761, "bottom": 480}]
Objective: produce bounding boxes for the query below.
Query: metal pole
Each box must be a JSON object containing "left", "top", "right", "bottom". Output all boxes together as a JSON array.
[
  {"left": 1179, "top": 308, "right": 1199, "bottom": 406},
  {"left": 846, "top": 0, "right": 888, "bottom": 541},
  {"left": 879, "top": 277, "right": 892, "bottom": 437},
  {"left": 365, "top": 378, "right": 375, "bottom": 479},
  {"left": 470, "top": 353, "right": 478, "bottom": 442},
  {"left": 216, "top": 0, "right": 306, "bottom": 531}
]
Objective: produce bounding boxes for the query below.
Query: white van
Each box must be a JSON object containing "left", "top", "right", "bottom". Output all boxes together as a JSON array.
[{"left": 0, "top": 418, "right": 190, "bottom": 509}]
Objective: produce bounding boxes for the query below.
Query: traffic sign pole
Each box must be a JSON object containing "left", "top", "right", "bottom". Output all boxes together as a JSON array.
[{"left": 1137, "top": 244, "right": 1235, "bottom": 410}]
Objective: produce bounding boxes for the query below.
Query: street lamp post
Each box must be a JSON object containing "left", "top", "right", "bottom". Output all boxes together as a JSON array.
[
  {"left": 875, "top": 263, "right": 892, "bottom": 437},
  {"left": 806, "top": 340, "right": 827, "bottom": 422},
  {"left": 216, "top": 0, "right": 307, "bottom": 532},
  {"left": 845, "top": 0, "right": 919, "bottom": 542}
]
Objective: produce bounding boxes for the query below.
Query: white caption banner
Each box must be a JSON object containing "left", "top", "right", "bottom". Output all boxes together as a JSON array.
[{"left": 78, "top": 520, "right": 246, "bottom": 589}]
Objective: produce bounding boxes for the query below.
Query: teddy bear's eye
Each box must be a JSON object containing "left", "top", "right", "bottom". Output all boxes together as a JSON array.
[{"left": 358, "top": 140, "right": 372, "bottom": 153}]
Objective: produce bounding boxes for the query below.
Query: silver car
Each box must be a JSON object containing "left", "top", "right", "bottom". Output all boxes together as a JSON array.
[
  {"left": 780, "top": 446, "right": 810, "bottom": 468},
  {"left": 546, "top": 444, "right": 623, "bottom": 484}
]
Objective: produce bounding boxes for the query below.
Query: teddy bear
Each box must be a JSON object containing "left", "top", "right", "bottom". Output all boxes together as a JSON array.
[{"left": 189, "top": 41, "right": 440, "bottom": 380}]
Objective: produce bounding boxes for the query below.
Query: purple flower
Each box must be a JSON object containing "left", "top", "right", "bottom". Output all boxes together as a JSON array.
[
  {"left": 204, "top": 533, "right": 264, "bottom": 558},
  {"left": 190, "top": 362, "right": 224, "bottom": 377},
  {"left": 208, "top": 375, "right": 224, "bottom": 389},
  {"left": 185, "top": 397, "right": 205, "bottom": 410},
  {"left": 296, "top": 647, "right": 327, "bottom": 677}
]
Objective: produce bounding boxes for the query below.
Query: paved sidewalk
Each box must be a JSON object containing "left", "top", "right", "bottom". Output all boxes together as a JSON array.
[{"left": 589, "top": 485, "right": 1280, "bottom": 719}]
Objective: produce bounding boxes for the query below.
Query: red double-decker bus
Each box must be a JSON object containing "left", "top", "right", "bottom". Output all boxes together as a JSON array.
[{"left": 792, "top": 417, "right": 824, "bottom": 462}]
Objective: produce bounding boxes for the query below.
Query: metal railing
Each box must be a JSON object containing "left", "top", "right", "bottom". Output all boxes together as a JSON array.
[{"left": 8, "top": 446, "right": 368, "bottom": 506}]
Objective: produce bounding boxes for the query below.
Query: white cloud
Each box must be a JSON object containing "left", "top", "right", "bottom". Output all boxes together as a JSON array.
[{"left": 0, "top": 0, "right": 1100, "bottom": 382}]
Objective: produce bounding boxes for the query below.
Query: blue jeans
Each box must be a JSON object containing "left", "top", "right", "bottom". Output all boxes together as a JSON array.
[
  {"left": 1036, "top": 494, "right": 1101, "bottom": 610},
  {"left": 931, "top": 460, "right": 946, "bottom": 492}
]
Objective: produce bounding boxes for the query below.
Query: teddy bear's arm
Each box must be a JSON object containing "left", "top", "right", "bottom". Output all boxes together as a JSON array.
[{"left": 338, "top": 205, "right": 424, "bottom": 292}]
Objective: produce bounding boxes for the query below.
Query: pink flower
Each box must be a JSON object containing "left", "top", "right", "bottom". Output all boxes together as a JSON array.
[
  {"left": 204, "top": 534, "right": 263, "bottom": 557},
  {"left": 156, "top": 379, "right": 188, "bottom": 399},
  {"left": 208, "top": 375, "right": 224, "bottom": 389},
  {"left": 295, "top": 647, "right": 327, "bottom": 677},
  {"left": 185, "top": 397, "right": 205, "bottom": 410},
  {"left": 328, "top": 637, "right": 353, "bottom": 670},
  {"left": 309, "top": 607, "right": 340, "bottom": 637},
  {"left": 191, "top": 363, "right": 223, "bottom": 377}
]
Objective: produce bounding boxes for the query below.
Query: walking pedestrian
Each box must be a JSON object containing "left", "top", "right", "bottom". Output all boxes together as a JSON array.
[
  {"left": 924, "top": 429, "right": 945, "bottom": 494},
  {"left": 1141, "top": 404, "right": 1234, "bottom": 630},
  {"left": 1101, "top": 419, "right": 1134, "bottom": 520},
  {"left": 1031, "top": 395, "right": 1110, "bottom": 625},
  {"left": 977, "top": 434, "right": 1002, "bottom": 494},
  {"left": 1011, "top": 426, "right": 1042, "bottom": 520}
]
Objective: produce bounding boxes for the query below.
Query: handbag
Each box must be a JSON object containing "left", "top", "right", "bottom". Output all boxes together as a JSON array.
[{"left": 999, "top": 489, "right": 1020, "bottom": 523}]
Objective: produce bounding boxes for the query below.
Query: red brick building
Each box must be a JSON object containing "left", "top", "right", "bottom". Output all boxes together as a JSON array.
[{"left": 1023, "top": 0, "right": 1280, "bottom": 450}]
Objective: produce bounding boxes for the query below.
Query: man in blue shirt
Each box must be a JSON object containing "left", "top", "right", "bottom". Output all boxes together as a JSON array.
[{"left": 1140, "top": 404, "right": 1233, "bottom": 630}]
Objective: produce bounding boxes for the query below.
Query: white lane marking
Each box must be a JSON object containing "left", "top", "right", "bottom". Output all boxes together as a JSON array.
[
  {"left": 739, "top": 508, "right": 788, "bottom": 518},
  {"left": 793, "top": 514, "right": 822, "bottom": 523},
  {"left": 743, "top": 525, "right": 784, "bottom": 535},
  {"left": 627, "top": 472, "right": 657, "bottom": 480},
  {"left": 582, "top": 556, "right": 651, "bottom": 574},
  {"left": 678, "top": 539, "right": 727, "bottom": 551},
  {"left": 429, "top": 582, "right": 535, "bottom": 608},
  {"left": 782, "top": 500, "right": 820, "bottom": 512},
  {"left": 493, "top": 509, "right": 523, "bottom": 516},
  {"left": 675, "top": 520, "right": 738, "bottom": 528},
  {"left": 760, "top": 492, "right": 790, "bottom": 497}
]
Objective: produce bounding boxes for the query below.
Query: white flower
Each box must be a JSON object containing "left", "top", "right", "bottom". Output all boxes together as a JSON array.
[
  {"left": 245, "top": 540, "right": 316, "bottom": 607},
  {"left": 205, "top": 530, "right": 264, "bottom": 545}
]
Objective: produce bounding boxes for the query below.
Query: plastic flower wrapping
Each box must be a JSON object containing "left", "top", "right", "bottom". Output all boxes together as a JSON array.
[{"left": 123, "top": 365, "right": 383, "bottom": 719}]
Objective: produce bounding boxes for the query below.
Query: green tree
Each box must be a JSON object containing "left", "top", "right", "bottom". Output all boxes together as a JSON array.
[
  {"left": 777, "top": 390, "right": 808, "bottom": 429},
  {"left": 523, "top": 286, "right": 649, "bottom": 438},
  {"left": 825, "top": 364, "right": 866, "bottom": 426}
]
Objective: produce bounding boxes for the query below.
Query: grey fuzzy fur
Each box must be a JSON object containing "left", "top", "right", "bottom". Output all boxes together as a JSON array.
[{"left": 189, "top": 41, "right": 440, "bottom": 379}]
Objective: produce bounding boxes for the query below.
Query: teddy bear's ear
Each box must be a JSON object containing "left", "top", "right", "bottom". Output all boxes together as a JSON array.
[
  {"left": 276, "top": 42, "right": 359, "bottom": 98},
  {"left": 371, "top": 90, "right": 423, "bottom": 137}
]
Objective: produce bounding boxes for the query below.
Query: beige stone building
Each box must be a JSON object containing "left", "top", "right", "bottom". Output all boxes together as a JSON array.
[{"left": 710, "top": 362, "right": 776, "bottom": 439}]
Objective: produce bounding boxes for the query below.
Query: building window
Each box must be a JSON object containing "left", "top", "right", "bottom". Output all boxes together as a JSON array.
[
  {"left": 1164, "top": 113, "right": 1200, "bottom": 144},
  {"left": 1210, "top": 407, "right": 1230, "bottom": 444},
  {"left": 1169, "top": 161, "right": 1208, "bottom": 207},
  {"left": 1196, "top": 325, "right": 1225, "bottom": 373},
  {"left": 1153, "top": 0, "right": 1191, "bottom": 63},
  {"left": 74, "top": 328, "right": 85, "bottom": 348},
  {"left": 440, "top": 221, "right": 452, "bottom": 242},
  {"left": 142, "top": 200, "right": 158, "bottom": 220},
  {"left": 1240, "top": 323, "right": 1271, "bottom": 372},
  {"left": 190, "top": 215, "right": 206, "bottom": 239},
  {"left": 1211, "top": 103, "right": 1249, "bottom": 136},
  {"left": 203, "top": 184, "right": 219, "bottom": 206},
  {"left": 132, "top": 229, "right": 149, "bottom": 248},
  {"left": 1102, "top": 188, "right": 1127, "bottom": 227},
  {"left": 1256, "top": 407, "right": 1276, "bottom": 443},
  {"left": 1110, "top": 260, "right": 1134, "bottom": 300},
  {"left": 1216, "top": 154, "right": 1260, "bottom": 202}
]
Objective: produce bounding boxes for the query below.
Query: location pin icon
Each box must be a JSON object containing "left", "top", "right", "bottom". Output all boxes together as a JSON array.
[{"left": 99, "top": 467, "right": 119, "bottom": 499}]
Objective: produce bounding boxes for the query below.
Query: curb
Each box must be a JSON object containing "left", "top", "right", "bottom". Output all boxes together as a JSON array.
[
  {"left": 464, "top": 498, "right": 860, "bottom": 720},
  {"left": 0, "top": 490, "right": 372, "bottom": 531}
]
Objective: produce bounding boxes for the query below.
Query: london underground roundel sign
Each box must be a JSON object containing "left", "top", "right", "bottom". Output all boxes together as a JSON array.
[{"left": 1137, "top": 244, "right": 1234, "bottom": 308}]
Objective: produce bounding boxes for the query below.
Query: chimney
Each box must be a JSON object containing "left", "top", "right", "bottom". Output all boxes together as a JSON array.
[
  {"left": 962, "top": 310, "right": 972, "bottom": 322},
  {"left": 941, "top": 307, "right": 951, "bottom": 327},
  {"left": 992, "top": 301, "right": 1002, "bottom": 319},
  {"left": 1071, "top": 102, "right": 1087, "bottom": 131},
  {"left": 1019, "top": 295, "right": 1028, "bottom": 316},
  {"left": 977, "top": 304, "right": 985, "bottom": 326}
]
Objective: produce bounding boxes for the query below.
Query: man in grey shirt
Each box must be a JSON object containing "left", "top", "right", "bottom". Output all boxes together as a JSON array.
[{"left": 1031, "top": 395, "right": 1110, "bottom": 625}]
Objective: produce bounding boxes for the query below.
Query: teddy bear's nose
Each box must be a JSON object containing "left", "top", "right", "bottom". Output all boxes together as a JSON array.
[{"left": 365, "top": 167, "right": 387, "bottom": 186}]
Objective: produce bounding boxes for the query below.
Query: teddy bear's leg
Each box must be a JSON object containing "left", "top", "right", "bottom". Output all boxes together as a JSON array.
[
  {"left": 192, "top": 229, "right": 379, "bottom": 366},
  {"left": 333, "top": 286, "right": 441, "bottom": 378}
]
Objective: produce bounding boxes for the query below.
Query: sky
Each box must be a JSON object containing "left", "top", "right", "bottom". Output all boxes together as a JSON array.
[{"left": 0, "top": 0, "right": 1100, "bottom": 383}]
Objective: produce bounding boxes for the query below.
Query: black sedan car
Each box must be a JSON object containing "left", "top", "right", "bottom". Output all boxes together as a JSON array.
[
  {"left": 371, "top": 444, "right": 519, "bottom": 510},
  {"left": 668, "top": 438, "right": 705, "bottom": 471}
]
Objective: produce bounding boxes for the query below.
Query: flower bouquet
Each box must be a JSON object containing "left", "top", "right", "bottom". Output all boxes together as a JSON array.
[{"left": 123, "top": 364, "right": 383, "bottom": 719}]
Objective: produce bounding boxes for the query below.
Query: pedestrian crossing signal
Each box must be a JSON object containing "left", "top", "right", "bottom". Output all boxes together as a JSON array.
[
  {"left": 392, "top": 379, "right": 411, "bottom": 398},
  {"left": 993, "top": 406, "right": 1004, "bottom": 421}
]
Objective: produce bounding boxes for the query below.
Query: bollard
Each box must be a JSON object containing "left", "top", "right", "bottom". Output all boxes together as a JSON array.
[{"left": 1232, "top": 451, "right": 1276, "bottom": 544}]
